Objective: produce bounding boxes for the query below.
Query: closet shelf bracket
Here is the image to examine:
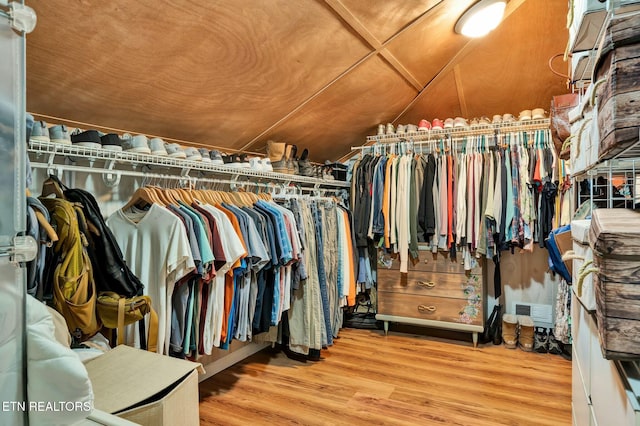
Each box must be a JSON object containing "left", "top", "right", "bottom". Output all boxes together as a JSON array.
[
  {"left": 230, "top": 174, "right": 240, "bottom": 190},
  {"left": 102, "top": 159, "right": 121, "bottom": 188},
  {"left": 180, "top": 167, "right": 191, "bottom": 177},
  {"left": 46, "top": 152, "right": 55, "bottom": 169}
]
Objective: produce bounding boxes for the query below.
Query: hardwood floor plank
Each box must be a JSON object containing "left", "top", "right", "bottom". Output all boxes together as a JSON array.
[{"left": 199, "top": 328, "right": 571, "bottom": 425}]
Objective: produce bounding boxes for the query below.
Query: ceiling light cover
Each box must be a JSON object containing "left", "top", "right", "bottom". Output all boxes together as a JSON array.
[{"left": 455, "top": 0, "right": 507, "bottom": 38}]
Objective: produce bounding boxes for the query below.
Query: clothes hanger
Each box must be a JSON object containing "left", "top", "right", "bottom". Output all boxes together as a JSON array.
[{"left": 121, "top": 184, "right": 160, "bottom": 211}]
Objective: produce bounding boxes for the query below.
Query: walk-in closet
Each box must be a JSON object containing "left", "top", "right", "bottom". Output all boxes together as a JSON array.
[{"left": 2, "top": 1, "right": 640, "bottom": 425}]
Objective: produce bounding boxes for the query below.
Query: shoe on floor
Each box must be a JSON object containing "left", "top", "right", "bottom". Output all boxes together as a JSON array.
[
  {"left": 533, "top": 327, "right": 548, "bottom": 353},
  {"left": 502, "top": 314, "right": 518, "bottom": 349},
  {"left": 518, "top": 316, "right": 535, "bottom": 352},
  {"left": 548, "top": 330, "right": 563, "bottom": 355}
]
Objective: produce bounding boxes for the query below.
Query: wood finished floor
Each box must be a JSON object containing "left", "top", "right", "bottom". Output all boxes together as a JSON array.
[{"left": 199, "top": 328, "right": 571, "bottom": 425}]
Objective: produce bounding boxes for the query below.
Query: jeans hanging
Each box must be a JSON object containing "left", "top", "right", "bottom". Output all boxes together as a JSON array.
[{"left": 312, "top": 201, "right": 333, "bottom": 347}]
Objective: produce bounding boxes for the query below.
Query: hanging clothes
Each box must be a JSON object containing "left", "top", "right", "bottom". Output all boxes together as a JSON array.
[
  {"left": 103, "top": 187, "right": 357, "bottom": 360},
  {"left": 351, "top": 128, "right": 569, "bottom": 273}
]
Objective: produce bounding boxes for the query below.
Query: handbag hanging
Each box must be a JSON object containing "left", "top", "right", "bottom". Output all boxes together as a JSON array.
[{"left": 96, "top": 291, "right": 158, "bottom": 352}]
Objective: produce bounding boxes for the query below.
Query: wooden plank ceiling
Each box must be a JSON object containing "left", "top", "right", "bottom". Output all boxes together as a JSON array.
[{"left": 26, "top": 0, "right": 569, "bottom": 162}]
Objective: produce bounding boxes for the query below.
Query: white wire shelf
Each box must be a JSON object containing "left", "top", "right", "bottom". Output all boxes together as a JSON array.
[
  {"left": 361, "top": 118, "right": 551, "bottom": 146},
  {"left": 27, "top": 140, "right": 350, "bottom": 188}
]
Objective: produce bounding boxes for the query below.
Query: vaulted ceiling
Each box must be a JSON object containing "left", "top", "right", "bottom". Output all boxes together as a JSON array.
[{"left": 26, "top": 0, "right": 569, "bottom": 162}]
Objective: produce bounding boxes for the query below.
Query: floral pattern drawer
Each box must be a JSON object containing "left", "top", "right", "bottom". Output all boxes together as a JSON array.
[{"left": 378, "top": 291, "right": 483, "bottom": 326}]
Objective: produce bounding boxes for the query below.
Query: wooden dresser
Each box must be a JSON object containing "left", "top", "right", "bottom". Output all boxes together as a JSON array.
[{"left": 375, "top": 248, "right": 485, "bottom": 346}]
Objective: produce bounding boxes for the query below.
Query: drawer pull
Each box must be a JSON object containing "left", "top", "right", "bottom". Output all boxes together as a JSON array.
[
  {"left": 417, "top": 281, "right": 436, "bottom": 288},
  {"left": 417, "top": 304, "right": 437, "bottom": 313}
]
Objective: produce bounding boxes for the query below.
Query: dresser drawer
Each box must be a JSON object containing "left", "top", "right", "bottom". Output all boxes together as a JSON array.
[
  {"left": 378, "top": 291, "right": 483, "bottom": 326},
  {"left": 377, "top": 269, "right": 482, "bottom": 300},
  {"left": 381, "top": 253, "right": 481, "bottom": 274}
]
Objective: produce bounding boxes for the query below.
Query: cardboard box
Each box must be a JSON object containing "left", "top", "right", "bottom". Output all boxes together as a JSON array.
[{"left": 84, "top": 345, "right": 204, "bottom": 426}]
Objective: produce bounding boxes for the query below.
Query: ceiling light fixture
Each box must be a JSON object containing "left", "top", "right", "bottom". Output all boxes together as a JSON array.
[{"left": 454, "top": 0, "right": 507, "bottom": 38}]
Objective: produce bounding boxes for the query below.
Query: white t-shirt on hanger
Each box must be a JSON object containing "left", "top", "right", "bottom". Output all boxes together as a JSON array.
[{"left": 106, "top": 203, "right": 195, "bottom": 354}]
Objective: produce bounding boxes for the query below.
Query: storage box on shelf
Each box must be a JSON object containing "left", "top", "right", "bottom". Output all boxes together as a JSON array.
[
  {"left": 568, "top": 0, "right": 608, "bottom": 53},
  {"left": 572, "top": 50, "right": 598, "bottom": 84},
  {"left": 375, "top": 247, "right": 484, "bottom": 346},
  {"left": 568, "top": 88, "right": 600, "bottom": 174},
  {"left": 594, "top": 13, "right": 640, "bottom": 160},
  {"left": 571, "top": 292, "right": 640, "bottom": 426},
  {"left": 608, "top": 0, "right": 640, "bottom": 15},
  {"left": 572, "top": 219, "right": 597, "bottom": 311},
  {"left": 590, "top": 209, "right": 640, "bottom": 358}
]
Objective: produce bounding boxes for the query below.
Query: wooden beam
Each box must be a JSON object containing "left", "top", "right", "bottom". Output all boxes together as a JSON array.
[
  {"left": 324, "top": 0, "right": 382, "bottom": 50},
  {"left": 323, "top": 0, "right": 422, "bottom": 90},
  {"left": 379, "top": 50, "right": 423, "bottom": 91},
  {"left": 453, "top": 64, "right": 468, "bottom": 117}
]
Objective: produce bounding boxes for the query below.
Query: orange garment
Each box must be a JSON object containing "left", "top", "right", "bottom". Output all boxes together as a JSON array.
[
  {"left": 215, "top": 204, "right": 247, "bottom": 343},
  {"left": 343, "top": 209, "right": 357, "bottom": 306}
]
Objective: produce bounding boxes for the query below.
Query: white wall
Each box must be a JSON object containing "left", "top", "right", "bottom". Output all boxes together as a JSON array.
[{"left": 486, "top": 245, "right": 560, "bottom": 324}]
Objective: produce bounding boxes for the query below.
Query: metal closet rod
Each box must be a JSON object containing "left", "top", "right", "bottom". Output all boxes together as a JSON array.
[{"left": 29, "top": 161, "right": 334, "bottom": 193}]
